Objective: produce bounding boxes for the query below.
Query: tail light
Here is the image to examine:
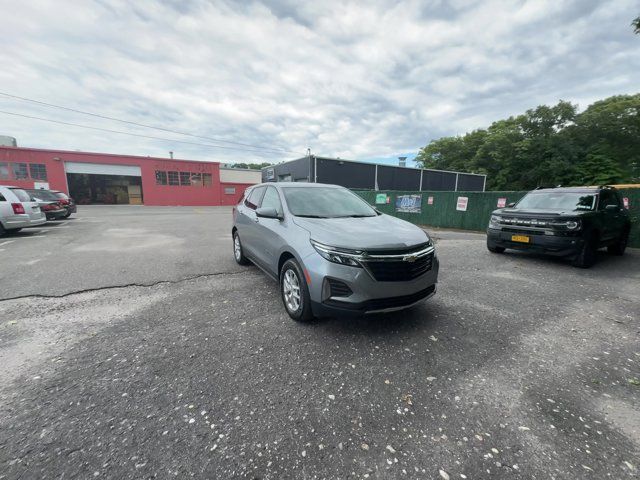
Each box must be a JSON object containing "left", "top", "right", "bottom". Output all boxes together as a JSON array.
[
  {"left": 11, "top": 203, "right": 25, "bottom": 214},
  {"left": 58, "top": 199, "right": 70, "bottom": 205},
  {"left": 42, "top": 203, "right": 61, "bottom": 211}
]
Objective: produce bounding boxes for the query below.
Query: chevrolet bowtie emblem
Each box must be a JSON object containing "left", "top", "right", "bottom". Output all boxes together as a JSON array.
[{"left": 403, "top": 254, "right": 418, "bottom": 263}]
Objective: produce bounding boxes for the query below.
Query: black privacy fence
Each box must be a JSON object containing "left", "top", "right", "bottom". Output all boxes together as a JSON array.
[{"left": 353, "top": 189, "right": 640, "bottom": 248}]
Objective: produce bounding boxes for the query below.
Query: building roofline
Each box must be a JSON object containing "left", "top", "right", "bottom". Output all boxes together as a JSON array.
[
  {"left": 0, "top": 145, "right": 219, "bottom": 165},
  {"left": 263, "top": 155, "right": 486, "bottom": 178}
]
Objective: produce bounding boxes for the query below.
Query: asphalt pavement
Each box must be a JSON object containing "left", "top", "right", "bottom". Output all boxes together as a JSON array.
[{"left": 0, "top": 206, "right": 639, "bottom": 479}]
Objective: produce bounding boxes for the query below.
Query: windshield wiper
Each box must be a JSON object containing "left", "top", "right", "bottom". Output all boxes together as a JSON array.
[
  {"left": 334, "top": 214, "right": 376, "bottom": 218},
  {"left": 295, "top": 214, "right": 330, "bottom": 218}
]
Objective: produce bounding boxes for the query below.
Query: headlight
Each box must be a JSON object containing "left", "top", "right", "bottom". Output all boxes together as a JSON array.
[
  {"left": 565, "top": 220, "right": 581, "bottom": 230},
  {"left": 489, "top": 215, "right": 502, "bottom": 226},
  {"left": 310, "top": 240, "right": 363, "bottom": 267}
]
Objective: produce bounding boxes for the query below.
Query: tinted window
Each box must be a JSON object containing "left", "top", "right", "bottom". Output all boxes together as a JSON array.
[
  {"left": 245, "top": 186, "right": 266, "bottom": 210},
  {"left": 599, "top": 190, "right": 619, "bottom": 209},
  {"left": 53, "top": 192, "right": 69, "bottom": 200},
  {"left": 260, "top": 187, "right": 283, "bottom": 216},
  {"left": 0, "top": 193, "right": 6, "bottom": 202},
  {"left": 282, "top": 187, "right": 377, "bottom": 218},
  {"left": 10, "top": 188, "right": 32, "bottom": 202}
]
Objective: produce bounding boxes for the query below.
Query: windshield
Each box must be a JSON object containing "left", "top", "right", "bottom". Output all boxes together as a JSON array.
[
  {"left": 516, "top": 192, "right": 596, "bottom": 211},
  {"left": 282, "top": 186, "right": 377, "bottom": 218}
]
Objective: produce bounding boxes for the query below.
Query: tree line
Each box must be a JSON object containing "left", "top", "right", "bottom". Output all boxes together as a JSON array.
[{"left": 415, "top": 94, "right": 640, "bottom": 191}]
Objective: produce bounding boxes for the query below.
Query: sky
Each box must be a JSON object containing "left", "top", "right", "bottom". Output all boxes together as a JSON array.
[{"left": 0, "top": 0, "right": 638, "bottom": 167}]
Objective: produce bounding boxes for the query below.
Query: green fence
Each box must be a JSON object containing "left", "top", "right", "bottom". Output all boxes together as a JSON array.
[{"left": 353, "top": 189, "right": 640, "bottom": 248}]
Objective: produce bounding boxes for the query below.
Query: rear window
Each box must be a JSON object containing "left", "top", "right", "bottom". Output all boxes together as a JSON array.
[
  {"left": 10, "top": 188, "right": 32, "bottom": 202},
  {"left": 27, "top": 189, "right": 58, "bottom": 201},
  {"left": 53, "top": 192, "right": 69, "bottom": 200}
]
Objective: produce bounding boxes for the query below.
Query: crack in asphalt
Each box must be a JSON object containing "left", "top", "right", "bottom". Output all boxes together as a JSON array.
[{"left": 0, "top": 270, "right": 252, "bottom": 303}]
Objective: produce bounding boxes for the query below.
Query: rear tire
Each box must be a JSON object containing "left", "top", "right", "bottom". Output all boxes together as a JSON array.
[
  {"left": 572, "top": 232, "right": 598, "bottom": 268},
  {"left": 280, "top": 259, "right": 314, "bottom": 322},
  {"left": 6, "top": 228, "right": 22, "bottom": 234},
  {"left": 233, "top": 231, "right": 250, "bottom": 265},
  {"left": 607, "top": 228, "right": 629, "bottom": 256},
  {"left": 0, "top": 223, "right": 5, "bottom": 236}
]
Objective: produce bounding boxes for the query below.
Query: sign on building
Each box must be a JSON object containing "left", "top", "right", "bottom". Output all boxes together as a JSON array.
[{"left": 396, "top": 194, "right": 422, "bottom": 213}]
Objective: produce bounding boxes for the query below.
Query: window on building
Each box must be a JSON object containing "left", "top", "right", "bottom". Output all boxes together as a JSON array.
[
  {"left": 155, "top": 171, "right": 168, "bottom": 185},
  {"left": 203, "top": 173, "right": 212, "bottom": 186},
  {"left": 29, "top": 163, "right": 48, "bottom": 180},
  {"left": 191, "top": 173, "right": 202, "bottom": 186},
  {"left": 224, "top": 186, "right": 236, "bottom": 195},
  {"left": 168, "top": 171, "right": 179, "bottom": 186},
  {"left": 179, "top": 171, "right": 191, "bottom": 186},
  {"left": 0, "top": 162, "right": 8, "bottom": 180},
  {"left": 12, "top": 163, "right": 28, "bottom": 179}
]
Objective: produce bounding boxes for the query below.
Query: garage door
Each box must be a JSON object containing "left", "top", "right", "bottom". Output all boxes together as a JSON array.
[{"left": 64, "top": 162, "right": 142, "bottom": 177}]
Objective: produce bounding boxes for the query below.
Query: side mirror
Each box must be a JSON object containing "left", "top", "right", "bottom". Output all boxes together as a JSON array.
[
  {"left": 605, "top": 204, "right": 620, "bottom": 212},
  {"left": 256, "top": 207, "right": 281, "bottom": 219},
  {"left": 507, "top": 202, "right": 516, "bottom": 208}
]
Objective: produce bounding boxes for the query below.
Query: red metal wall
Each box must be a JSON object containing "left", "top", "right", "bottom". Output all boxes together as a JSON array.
[
  {"left": 0, "top": 146, "right": 235, "bottom": 206},
  {"left": 219, "top": 182, "right": 252, "bottom": 205}
]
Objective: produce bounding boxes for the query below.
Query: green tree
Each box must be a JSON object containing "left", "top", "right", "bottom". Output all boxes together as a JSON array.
[
  {"left": 415, "top": 94, "right": 639, "bottom": 190},
  {"left": 576, "top": 151, "right": 624, "bottom": 185},
  {"left": 633, "top": 15, "right": 640, "bottom": 34},
  {"left": 231, "top": 162, "right": 272, "bottom": 170}
]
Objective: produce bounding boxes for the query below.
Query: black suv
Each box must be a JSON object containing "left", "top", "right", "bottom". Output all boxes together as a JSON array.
[{"left": 487, "top": 186, "right": 631, "bottom": 267}]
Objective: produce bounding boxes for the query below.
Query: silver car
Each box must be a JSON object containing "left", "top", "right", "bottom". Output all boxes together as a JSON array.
[
  {"left": 0, "top": 185, "right": 46, "bottom": 235},
  {"left": 232, "top": 183, "right": 439, "bottom": 321}
]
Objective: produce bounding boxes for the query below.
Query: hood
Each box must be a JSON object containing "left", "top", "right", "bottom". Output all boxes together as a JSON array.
[
  {"left": 293, "top": 214, "right": 429, "bottom": 250},
  {"left": 493, "top": 207, "right": 592, "bottom": 218}
]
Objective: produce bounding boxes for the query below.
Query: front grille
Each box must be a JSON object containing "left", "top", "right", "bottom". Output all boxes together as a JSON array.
[
  {"left": 327, "top": 278, "right": 352, "bottom": 297},
  {"left": 364, "top": 252, "right": 433, "bottom": 282}
]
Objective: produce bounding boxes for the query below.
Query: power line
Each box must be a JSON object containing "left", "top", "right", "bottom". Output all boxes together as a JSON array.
[
  {"left": 0, "top": 109, "right": 297, "bottom": 158},
  {"left": 0, "top": 91, "right": 295, "bottom": 155}
]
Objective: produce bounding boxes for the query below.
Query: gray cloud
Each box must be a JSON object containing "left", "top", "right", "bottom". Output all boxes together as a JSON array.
[{"left": 0, "top": 0, "right": 638, "bottom": 164}]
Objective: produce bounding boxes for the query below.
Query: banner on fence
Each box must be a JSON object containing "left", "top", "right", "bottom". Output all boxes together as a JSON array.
[
  {"left": 497, "top": 197, "right": 507, "bottom": 208},
  {"left": 456, "top": 196, "right": 469, "bottom": 212},
  {"left": 396, "top": 194, "right": 422, "bottom": 213},
  {"left": 427, "top": 196, "right": 434, "bottom": 205},
  {"left": 375, "top": 193, "right": 389, "bottom": 204},
  {"left": 623, "top": 197, "right": 629, "bottom": 209}
]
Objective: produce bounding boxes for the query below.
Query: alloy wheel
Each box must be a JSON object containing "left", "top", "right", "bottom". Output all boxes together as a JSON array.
[{"left": 282, "top": 269, "right": 301, "bottom": 312}]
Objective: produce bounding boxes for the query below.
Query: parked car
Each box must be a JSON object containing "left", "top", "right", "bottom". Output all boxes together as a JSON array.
[
  {"left": 487, "top": 186, "right": 631, "bottom": 268},
  {"left": 0, "top": 185, "right": 47, "bottom": 235},
  {"left": 51, "top": 191, "right": 77, "bottom": 217},
  {"left": 232, "top": 183, "right": 439, "bottom": 321},
  {"left": 25, "top": 189, "right": 68, "bottom": 220}
]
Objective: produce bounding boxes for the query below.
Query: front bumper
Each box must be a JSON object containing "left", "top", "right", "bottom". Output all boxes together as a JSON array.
[
  {"left": 303, "top": 250, "right": 440, "bottom": 317},
  {"left": 487, "top": 228, "right": 584, "bottom": 257}
]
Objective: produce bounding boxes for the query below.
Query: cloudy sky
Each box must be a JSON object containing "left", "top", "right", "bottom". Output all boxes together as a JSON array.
[{"left": 0, "top": 0, "right": 638, "bottom": 166}]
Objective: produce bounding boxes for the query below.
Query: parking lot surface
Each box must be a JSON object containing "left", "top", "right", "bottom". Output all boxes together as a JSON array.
[{"left": 1, "top": 206, "right": 639, "bottom": 479}]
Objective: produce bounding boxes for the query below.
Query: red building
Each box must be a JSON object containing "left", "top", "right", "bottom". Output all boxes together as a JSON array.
[{"left": 0, "top": 146, "right": 260, "bottom": 206}]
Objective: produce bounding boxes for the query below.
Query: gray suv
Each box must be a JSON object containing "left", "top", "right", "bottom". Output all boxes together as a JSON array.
[{"left": 232, "top": 183, "right": 439, "bottom": 321}]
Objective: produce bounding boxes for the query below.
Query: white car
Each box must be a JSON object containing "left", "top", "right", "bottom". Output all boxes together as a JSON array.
[{"left": 0, "top": 185, "right": 47, "bottom": 235}]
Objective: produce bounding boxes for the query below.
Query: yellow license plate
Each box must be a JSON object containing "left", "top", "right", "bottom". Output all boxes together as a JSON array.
[{"left": 511, "top": 235, "right": 530, "bottom": 243}]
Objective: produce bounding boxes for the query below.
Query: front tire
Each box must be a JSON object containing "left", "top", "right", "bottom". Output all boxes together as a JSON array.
[
  {"left": 280, "top": 259, "right": 314, "bottom": 322},
  {"left": 572, "top": 232, "right": 598, "bottom": 268},
  {"left": 487, "top": 244, "right": 505, "bottom": 253},
  {"left": 233, "top": 231, "right": 250, "bottom": 265}
]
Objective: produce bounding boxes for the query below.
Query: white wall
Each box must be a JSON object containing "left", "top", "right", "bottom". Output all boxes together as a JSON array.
[{"left": 219, "top": 168, "right": 261, "bottom": 184}]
